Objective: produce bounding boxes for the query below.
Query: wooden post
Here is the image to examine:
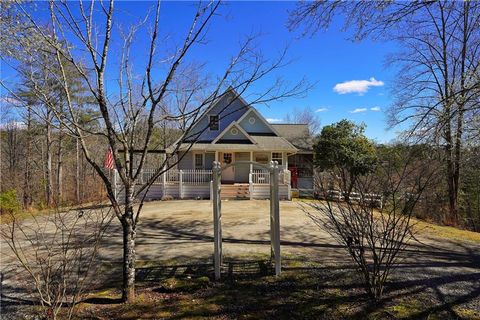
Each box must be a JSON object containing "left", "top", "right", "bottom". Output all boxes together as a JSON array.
[
  {"left": 212, "top": 161, "right": 222, "bottom": 280},
  {"left": 269, "top": 161, "right": 275, "bottom": 261},
  {"left": 210, "top": 180, "right": 213, "bottom": 203},
  {"left": 113, "top": 169, "right": 118, "bottom": 201},
  {"left": 272, "top": 162, "right": 281, "bottom": 276},
  {"left": 162, "top": 165, "right": 166, "bottom": 198},
  {"left": 286, "top": 170, "right": 292, "bottom": 201},
  {"left": 179, "top": 170, "right": 183, "bottom": 199}
]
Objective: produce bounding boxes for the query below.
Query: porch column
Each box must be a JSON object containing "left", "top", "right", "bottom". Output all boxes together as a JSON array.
[
  {"left": 249, "top": 151, "right": 253, "bottom": 173},
  {"left": 249, "top": 151, "right": 254, "bottom": 200}
]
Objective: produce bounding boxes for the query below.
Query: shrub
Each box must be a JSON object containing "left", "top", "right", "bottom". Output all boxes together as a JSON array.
[{"left": 0, "top": 189, "right": 21, "bottom": 215}]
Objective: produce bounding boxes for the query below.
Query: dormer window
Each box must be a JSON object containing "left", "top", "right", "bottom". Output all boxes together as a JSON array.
[{"left": 209, "top": 115, "right": 219, "bottom": 131}]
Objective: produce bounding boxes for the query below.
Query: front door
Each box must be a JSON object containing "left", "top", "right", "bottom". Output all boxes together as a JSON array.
[{"left": 221, "top": 152, "right": 235, "bottom": 183}]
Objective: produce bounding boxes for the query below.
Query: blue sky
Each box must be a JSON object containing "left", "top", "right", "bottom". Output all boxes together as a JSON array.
[
  {"left": 2, "top": 1, "right": 403, "bottom": 142},
  {"left": 151, "top": 1, "right": 401, "bottom": 142}
]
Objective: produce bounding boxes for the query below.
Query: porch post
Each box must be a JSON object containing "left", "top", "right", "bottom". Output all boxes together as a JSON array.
[
  {"left": 249, "top": 151, "right": 253, "bottom": 173},
  {"left": 249, "top": 151, "right": 254, "bottom": 200},
  {"left": 179, "top": 170, "right": 183, "bottom": 199}
]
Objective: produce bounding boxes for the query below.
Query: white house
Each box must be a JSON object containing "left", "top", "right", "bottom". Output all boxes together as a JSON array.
[{"left": 118, "top": 89, "right": 314, "bottom": 200}]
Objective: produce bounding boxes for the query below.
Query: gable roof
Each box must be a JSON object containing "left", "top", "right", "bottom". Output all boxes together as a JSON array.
[
  {"left": 236, "top": 108, "right": 280, "bottom": 136},
  {"left": 271, "top": 124, "right": 313, "bottom": 152},
  {"left": 212, "top": 121, "right": 256, "bottom": 144},
  {"left": 167, "top": 88, "right": 300, "bottom": 154}
]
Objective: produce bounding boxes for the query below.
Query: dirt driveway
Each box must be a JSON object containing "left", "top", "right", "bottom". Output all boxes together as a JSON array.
[
  {"left": 99, "top": 200, "right": 344, "bottom": 263},
  {"left": 98, "top": 199, "right": 480, "bottom": 313},
  {"left": 2, "top": 199, "right": 479, "bottom": 316}
]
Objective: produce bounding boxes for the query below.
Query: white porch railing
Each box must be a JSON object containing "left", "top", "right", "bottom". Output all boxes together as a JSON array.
[
  {"left": 251, "top": 169, "right": 291, "bottom": 185},
  {"left": 114, "top": 168, "right": 292, "bottom": 200},
  {"left": 138, "top": 169, "right": 212, "bottom": 185},
  {"left": 121, "top": 168, "right": 290, "bottom": 186}
]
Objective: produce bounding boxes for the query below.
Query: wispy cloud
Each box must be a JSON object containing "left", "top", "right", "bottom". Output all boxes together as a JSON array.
[
  {"left": 350, "top": 108, "right": 368, "bottom": 113},
  {"left": 370, "top": 106, "right": 381, "bottom": 111},
  {"left": 333, "top": 77, "right": 384, "bottom": 95},
  {"left": 0, "top": 97, "right": 22, "bottom": 106},
  {"left": 266, "top": 118, "right": 282, "bottom": 123},
  {"left": 315, "top": 107, "right": 328, "bottom": 112}
]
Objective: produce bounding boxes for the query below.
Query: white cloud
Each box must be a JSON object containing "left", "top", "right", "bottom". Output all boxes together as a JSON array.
[
  {"left": 350, "top": 108, "right": 368, "bottom": 113},
  {"left": 333, "top": 77, "right": 384, "bottom": 95},
  {"left": 0, "top": 97, "right": 22, "bottom": 106},
  {"left": 315, "top": 107, "right": 328, "bottom": 112},
  {"left": 266, "top": 118, "right": 282, "bottom": 123},
  {"left": 0, "top": 121, "right": 26, "bottom": 130},
  {"left": 370, "top": 106, "right": 381, "bottom": 111}
]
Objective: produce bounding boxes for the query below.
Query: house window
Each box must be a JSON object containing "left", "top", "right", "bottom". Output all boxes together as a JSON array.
[
  {"left": 272, "top": 152, "right": 283, "bottom": 165},
  {"left": 255, "top": 153, "right": 269, "bottom": 164},
  {"left": 223, "top": 153, "right": 232, "bottom": 164},
  {"left": 194, "top": 153, "right": 204, "bottom": 169},
  {"left": 209, "top": 115, "right": 219, "bottom": 131}
]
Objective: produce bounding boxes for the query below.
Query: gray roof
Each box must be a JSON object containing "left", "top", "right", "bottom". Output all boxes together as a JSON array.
[
  {"left": 172, "top": 135, "right": 297, "bottom": 153},
  {"left": 271, "top": 124, "right": 314, "bottom": 152}
]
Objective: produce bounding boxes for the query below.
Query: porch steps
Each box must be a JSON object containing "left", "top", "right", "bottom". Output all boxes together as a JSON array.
[{"left": 220, "top": 184, "right": 250, "bottom": 199}]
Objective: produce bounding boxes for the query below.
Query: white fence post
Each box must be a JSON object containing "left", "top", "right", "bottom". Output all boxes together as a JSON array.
[
  {"left": 249, "top": 173, "right": 253, "bottom": 200},
  {"left": 179, "top": 170, "right": 183, "bottom": 199}
]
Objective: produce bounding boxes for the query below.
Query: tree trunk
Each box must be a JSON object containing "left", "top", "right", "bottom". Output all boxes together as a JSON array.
[
  {"left": 23, "top": 106, "right": 33, "bottom": 208},
  {"left": 57, "top": 126, "right": 63, "bottom": 203},
  {"left": 56, "top": 103, "right": 64, "bottom": 203},
  {"left": 76, "top": 138, "right": 80, "bottom": 204},
  {"left": 122, "top": 193, "right": 136, "bottom": 303},
  {"left": 45, "top": 109, "right": 53, "bottom": 206}
]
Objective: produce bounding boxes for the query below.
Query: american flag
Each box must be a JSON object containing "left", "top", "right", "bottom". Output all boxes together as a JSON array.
[{"left": 104, "top": 147, "right": 114, "bottom": 170}]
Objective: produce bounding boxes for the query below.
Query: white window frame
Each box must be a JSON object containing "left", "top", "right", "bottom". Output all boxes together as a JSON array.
[
  {"left": 271, "top": 152, "right": 283, "bottom": 165},
  {"left": 193, "top": 152, "right": 205, "bottom": 170},
  {"left": 209, "top": 115, "right": 219, "bottom": 131}
]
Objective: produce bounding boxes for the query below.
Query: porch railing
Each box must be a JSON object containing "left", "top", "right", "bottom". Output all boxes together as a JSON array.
[
  {"left": 250, "top": 169, "right": 291, "bottom": 185},
  {"left": 134, "top": 168, "right": 290, "bottom": 186},
  {"left": 115, "top": 167, "right": 292, "bottom": 200},
  {"left": 139, "top": 169, "right": 212, "bottom": 185}
]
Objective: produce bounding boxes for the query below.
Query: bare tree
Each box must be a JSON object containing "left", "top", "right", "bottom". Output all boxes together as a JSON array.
[
  {"left": 1, "top": 206, "right": 113, "bottom": 319},
  {"left": 303, "top": 146, "right": 435, "bottom": 300},
  {"left": 284, "top": 106, "right": 321, "bottom": 135},
  {"left": 288, "top": 0, "right": 480, "bottom": 224},
  {"left": 1, "top": 1, "right": 309, "bottom": 302}
]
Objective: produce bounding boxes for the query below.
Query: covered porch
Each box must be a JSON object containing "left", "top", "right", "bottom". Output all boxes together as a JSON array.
[
  {"left": 177, "top": 150, "right": 291, "bottom": 184},
  {"left": 114, "top": 161, "right": 291, "bottom": 200}
]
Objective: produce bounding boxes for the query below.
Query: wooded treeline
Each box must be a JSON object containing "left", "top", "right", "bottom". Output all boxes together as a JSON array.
[
  {"left": 376, "top": 143, "right": 480, "bottom": 232},
  {"left": 291, "top": 1, "right": 480, "bottom": 231},
  {"left": 0, "top": 120, "right": 105, "bottom": 208}
]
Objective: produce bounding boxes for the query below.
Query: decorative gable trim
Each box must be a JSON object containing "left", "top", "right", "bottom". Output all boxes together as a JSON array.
[
  {"left": 168, "top": 88, "right": 250, "bottom": 149},
  {"left": 212, "top": 121, "right": 256, "bottom": 144},
  {"left": 236, "top": 108, "right": 281, "bottom": 136}
]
